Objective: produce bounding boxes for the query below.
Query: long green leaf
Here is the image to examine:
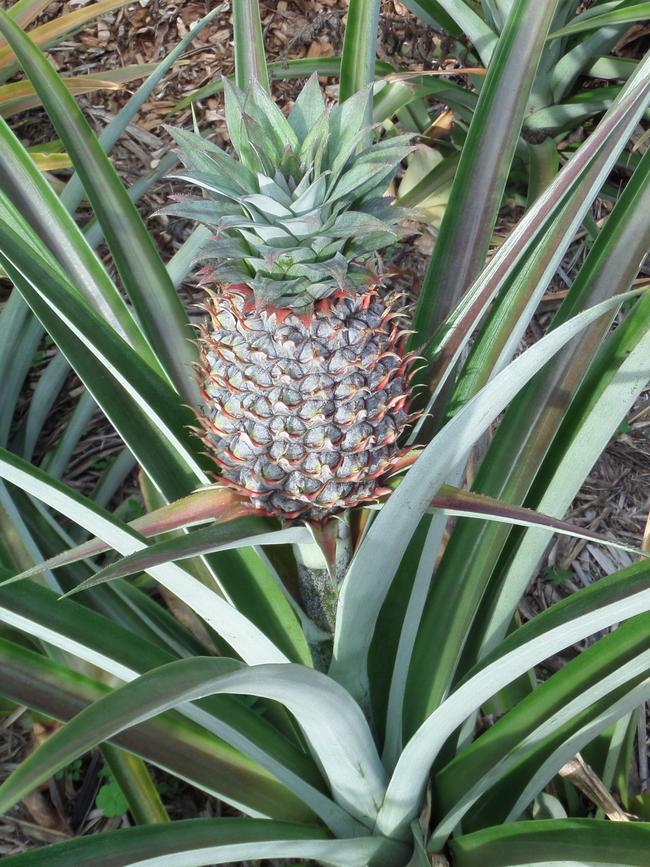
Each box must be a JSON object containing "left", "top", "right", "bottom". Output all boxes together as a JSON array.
[
  {"left": 408, "top": 0, "right": 558, "bottom": 356},
  {"left": 0, "top": 290, "right": 41, "bottom": 447},
  {"left": 2, "top": 486, "right": 253, "bottom": 582},
  {"left": 438, "top": 146, "right": 650, "bottom": 688},
  {"left": 99, "top": 743, "right": 170, "bottom": 826},
  {"left": 0, "top": 118, "right": 156, "bottom": 366},
  {"left": 402, "top": 0, "right": 497, "bottom": 65},
  {"left": 4, "top": 0, "right": 53, "bottom": 31},
  {"left": 61, "top": 4, "right": 226, "bottom": 212},
  {"left": 431, "top": 613, "right": 650, "bottom": 842},
  {"left": 0, "top": 218, "right": 207, "bottom": 495},
  {"left": 406, "top": 51, "right": 650, "bottom": 436},
  {"left": 375, "top": 570, "right": 650, "bottom": 839},
  {"left": 0, "top": 658, "right": 389, "bottom": 828},
  {"left": 477, "top": 288, "right": 650, "bottom": 655},
  {"left": 0, "top": 582, "right": 357, "bottom": 836},
  {"left": 0, "top": 10, "right": 316, "bottom": 661},
  {"left": 0, "top": 11, "right": 199, "bottom": 405},
  {"left": 550, "top": 23, "right": 630, "bottom": 102},
  {"left": 10, "top": 480, "right": 639, "bottom": 589},
  {"left": 339, "top": 0, "right": 380, "bottom": 105},
  {"left": 330, "top": 289, "right": 646, "bottom": 704},
  {"left": 0, "top": 0, "right": 137, "bottom": 71},
  {"left": 451, "top": 132, "right": 650, "bottom": 409},
  {"left": 233, "top": 0, "right": 269, "bottom": 93},
  {"left": 549, "top": 2, "right": 650, "bottom": 38},
  {"left": 461, "top": 677, "right": 650, "bottom": 835},
  {"left": 466, "top": 559, "right": 650, "bottom": 683},
  {"left": 499, "top": 680, "right": 650, "bottom": 828},
  {"left": 66, "top": 519, "right": 313, "bottom": 595},
  {"left": 0, "top": 637, "right": 315, "bottom": 823},
  {"left": 172, "top": 56, "right": 396, "bottom": 113},
  {"left": 0, "top": 447, "right": 287, "bottom": 666},
  {"left": 451, "top": 819, "right": 650, "bottom": 866},
  {"left": 0, "top": 818, "right": 399, "bottom": 867}
]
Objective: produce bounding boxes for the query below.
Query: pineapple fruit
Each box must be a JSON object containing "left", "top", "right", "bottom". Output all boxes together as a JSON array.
[{"left": 163, "top": 74, "right": 415, "bottom": 521}]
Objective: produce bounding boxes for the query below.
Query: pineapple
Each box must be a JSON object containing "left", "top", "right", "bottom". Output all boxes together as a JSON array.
[{"left": 163, "top": 74, "right": 415, "bottom": 521}]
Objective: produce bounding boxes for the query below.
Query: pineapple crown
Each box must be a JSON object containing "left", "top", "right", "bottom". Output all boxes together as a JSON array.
[{"left": 161, "top": 73, "right": 413, "bottom": 309}]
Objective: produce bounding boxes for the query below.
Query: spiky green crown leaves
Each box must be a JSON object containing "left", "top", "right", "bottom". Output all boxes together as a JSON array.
[{"left": 161, "top": 74, "right": 413, "bottom": 309}]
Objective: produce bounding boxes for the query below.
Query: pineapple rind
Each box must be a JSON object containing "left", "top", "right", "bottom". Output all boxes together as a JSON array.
[{"left": 196, "top": 286, "right": 414, "bottom": 520}]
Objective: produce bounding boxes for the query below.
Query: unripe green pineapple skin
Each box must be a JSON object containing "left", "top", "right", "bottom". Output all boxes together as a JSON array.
[{"left": 197, "top": 286, "right": 413, "bottom": 520}]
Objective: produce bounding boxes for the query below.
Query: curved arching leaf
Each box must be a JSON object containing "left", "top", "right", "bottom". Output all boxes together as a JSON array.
[
  {"left": 0, "top": 447, "right": 287, "bottom": 666},
  {"left": 331, "top": 289, "right": 646, "bottom": 704},
  {"left": 0, "top": 658, "right": 388, "bottom": 828},
  {"left": 450, "top": 818, "right": 650, "bottom": 867},
  {"left": 0, "top": 818, "right": 396, "bottom": 867},
  {"left": 375, "top": 576, "right": 650, "bottom": 839}
]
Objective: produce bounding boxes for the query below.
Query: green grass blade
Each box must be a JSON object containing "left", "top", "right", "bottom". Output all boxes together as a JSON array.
[
  {"left": 0, "top": 11, "right": 199, "bottom": 405},
  {"left": 233, "top": 0, "right": 269, "bottom": 93}
]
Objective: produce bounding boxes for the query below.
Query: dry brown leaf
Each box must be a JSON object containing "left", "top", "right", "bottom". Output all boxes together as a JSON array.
[{"left": 422, "top": 109, "right": 454, "bottom": 141}]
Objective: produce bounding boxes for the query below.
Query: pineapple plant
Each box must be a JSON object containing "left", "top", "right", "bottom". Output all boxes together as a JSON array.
[
  {"left": 1, "top": 3, "right": 650, "bottom": 866},
  {"left": 162, "top": 75, "right": 415, "bottom": 521}
]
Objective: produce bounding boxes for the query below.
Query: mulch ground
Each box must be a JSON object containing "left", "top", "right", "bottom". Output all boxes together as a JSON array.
[{"left": 0, "top": 0, "right": 649, "bottom": 856}]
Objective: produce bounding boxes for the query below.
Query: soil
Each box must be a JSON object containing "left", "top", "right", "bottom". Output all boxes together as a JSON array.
[{"left": 0, "top": 0, "right": 648, "bottom": 856}]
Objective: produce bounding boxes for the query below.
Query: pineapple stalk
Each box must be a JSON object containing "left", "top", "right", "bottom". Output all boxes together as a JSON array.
[{"left": 295, "top": 518, "right": 352, "bottom": 629}]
